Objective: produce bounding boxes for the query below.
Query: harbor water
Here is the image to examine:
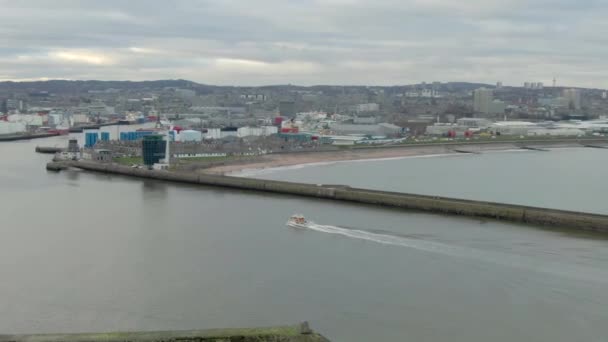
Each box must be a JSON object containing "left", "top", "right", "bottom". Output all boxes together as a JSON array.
[{"left": 1, "top": 134, "right": 608, "bottom": 341}]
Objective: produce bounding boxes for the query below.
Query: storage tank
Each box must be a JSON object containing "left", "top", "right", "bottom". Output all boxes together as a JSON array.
[
  {"left": 142, "top": 135, "right": 166, "bottom": 167},
  {"left": 100, "top": 132, "right": 110, "bottom": 141},
  {"left": 237, "top": 127, "right": 250, "bottom": 138},
  {"left": 180, "top": 129, "right": 203, "bottom": 142},
  {"left": 84, "top": 130, "right": 99, "bottom": 147},
  {"left": 205, "top": 128, "right": 221, "bottom": 139},
  {"left": 263, "top": 126, "right": 278, "bottom": 136}
]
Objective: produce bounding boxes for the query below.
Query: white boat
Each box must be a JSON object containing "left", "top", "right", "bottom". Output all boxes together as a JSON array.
[{"left": 286, "top": 214, "right": 310, "bottom": 229}]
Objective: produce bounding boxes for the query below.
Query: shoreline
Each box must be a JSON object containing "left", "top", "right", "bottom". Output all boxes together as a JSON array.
[{"left": 201, "top": 140, "right": 593, "bottom": 176}]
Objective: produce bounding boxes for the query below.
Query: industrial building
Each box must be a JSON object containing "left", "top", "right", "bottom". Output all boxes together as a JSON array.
[{"left": 329, "top": 122, "right": 403, "bottom": 136}]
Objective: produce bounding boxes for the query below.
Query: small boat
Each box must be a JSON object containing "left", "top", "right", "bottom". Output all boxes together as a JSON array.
[{"left": 287, "top": 214, "right": 310, "bottom": 229}]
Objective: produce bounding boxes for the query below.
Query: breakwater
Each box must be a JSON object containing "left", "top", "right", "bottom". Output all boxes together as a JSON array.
[
  {"left": 0, "top": 322, "right": 329, "bottom": 342},
  {"left": 51, "top": 160, "right": 608, "bottom": 232}
]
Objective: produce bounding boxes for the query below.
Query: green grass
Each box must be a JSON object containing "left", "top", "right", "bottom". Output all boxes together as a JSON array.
[
  {"left": 177, "top": 156, "right": 233, "bottom": 163},
  {"left": 113, "top": 156, "right": 143, "bottom": 165}
]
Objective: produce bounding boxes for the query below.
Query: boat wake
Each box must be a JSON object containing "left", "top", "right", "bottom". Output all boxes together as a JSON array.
[
  {"left": 296, "top": 222, "right": 608, "bottom": 283},
  {"left": 305, "top": 222, "right": 470, "bottom": 257}
]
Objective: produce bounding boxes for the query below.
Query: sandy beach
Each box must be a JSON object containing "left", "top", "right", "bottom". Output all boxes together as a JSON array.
[{"left": 201, "top": 142, "right": 525, "bottom": 175}]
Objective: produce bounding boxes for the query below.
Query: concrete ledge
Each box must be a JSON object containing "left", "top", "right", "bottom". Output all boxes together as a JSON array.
[
  {"left": 54, "top": 160, "right": 608, "bottom": 233},
  {"left": 0, "top": 323, "right": 329, "bottom": 342}
]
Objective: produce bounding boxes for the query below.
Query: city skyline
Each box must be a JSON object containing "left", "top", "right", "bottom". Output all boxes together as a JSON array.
[{"left": 1, "top": 1, "right": 607, "bottom": 88}]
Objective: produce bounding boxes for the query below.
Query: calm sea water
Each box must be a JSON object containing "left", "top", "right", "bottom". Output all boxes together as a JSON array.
[
  {"left": 250, "top": 148, "right": 608, "bottom": 214},
  {"left": 1, "top": 133, "right": 608, "bottom": 342}
]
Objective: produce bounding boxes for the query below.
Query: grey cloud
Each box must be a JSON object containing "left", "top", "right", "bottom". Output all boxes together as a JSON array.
[{"left": 0, "top": 0, "right": 606, "bottom": 87}]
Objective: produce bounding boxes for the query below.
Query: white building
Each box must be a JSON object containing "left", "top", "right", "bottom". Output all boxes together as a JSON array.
[
  {"left": 7, "top": 114, "right": 43, "bottom": 126},
  {"left": 528, "top": 128, "right": 584, "bottom": 136},
  {"left": 0, "top": 121, "right": 26, "bottom": 134},
  {"left": 180, "top": 130, "right": 204, "bottom": 142},
  {"left": 490, "top": 121, "right": 537, "bottom": 135},
  {"left": 456, "top": 118, "right": 492, "bottom": 129}
]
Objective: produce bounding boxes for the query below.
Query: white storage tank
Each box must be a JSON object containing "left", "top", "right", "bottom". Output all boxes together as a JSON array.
[
  {"left": 205, "top": 128, "right": 221, "bottom": 139},
  {"left": 180, "top": 130, "right": 203, "bottom": 142},
  {"left": 237, "top": 127, "right": 250, "bottom": 138},
  {"left": 262, "top": 126, "right": 278, "bottom": 135}
]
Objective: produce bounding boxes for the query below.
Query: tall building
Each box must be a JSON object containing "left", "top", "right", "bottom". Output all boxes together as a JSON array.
[
  {"left": 142, "top": 135, "right": 166, "bottom": 168},
  {"left": 496, "top": 81, "right": 503, "bottom": 89},
  {"left": 5, "top": 99, "right": 23, "bottom": 111},
  {"left": 473, "top": 88, "right": 493, "bottom": 114},
  {"left": 562, "top": 89, "right": 581, "bottom": 110}
]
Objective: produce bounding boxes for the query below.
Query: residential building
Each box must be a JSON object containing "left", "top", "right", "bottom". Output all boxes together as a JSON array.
[{"left": 473, "top": 88, "right": 493, "bottom": 114}]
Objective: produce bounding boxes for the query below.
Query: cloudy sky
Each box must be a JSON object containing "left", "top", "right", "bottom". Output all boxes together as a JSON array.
[{"left": 0, "top": 0, "right": 606, "bottom": 87}]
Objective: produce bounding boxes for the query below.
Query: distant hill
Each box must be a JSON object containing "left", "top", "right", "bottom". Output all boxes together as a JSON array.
[
  {"left": 0, "top": 79, "right": 497, "bottom": 95},
  {"left": 0, "top": 79, "right": 212, "bottom": 95}
]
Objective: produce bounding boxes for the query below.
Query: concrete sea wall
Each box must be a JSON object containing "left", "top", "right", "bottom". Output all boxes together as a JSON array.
[
  {"left": 0, "top": 322, "right": 330, "bottom": 342},
  {"left": 58, "top": 160, "right": 608, "bottom": 233}
]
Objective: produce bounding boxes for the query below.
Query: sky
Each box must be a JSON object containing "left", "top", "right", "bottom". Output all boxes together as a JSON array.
[{"left": 0, "top": 0, "right": 606, "bottom": 87}]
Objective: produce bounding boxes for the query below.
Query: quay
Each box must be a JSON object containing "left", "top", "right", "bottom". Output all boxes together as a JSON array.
[
  {"left": 48, "top": 160, "right": 608, "bottom": 233},
  {"left": 68, "top": 121, "right": 119, "bottom": 133}
]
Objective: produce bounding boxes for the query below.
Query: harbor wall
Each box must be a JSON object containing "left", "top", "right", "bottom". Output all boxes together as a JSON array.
[
  {"left": 0, "top": 132, "right": 58, "bottom": 142},
  {"left": 61, "top": 160, "right": 608, "bottom": 233},
  {"left": 0, "top": 323, "right": 330, "bottom": 342}
]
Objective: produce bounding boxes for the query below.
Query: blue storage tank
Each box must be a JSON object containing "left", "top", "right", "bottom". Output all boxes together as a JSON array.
[
  {"left": 100, "top": 132, "right": 110, "bottom": 141},
  {"left": 84, "top": 132, "right": 99, "bottom": 147},
  {"left": 120, "top": 132, "right": 127, "bottom": 141}
]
